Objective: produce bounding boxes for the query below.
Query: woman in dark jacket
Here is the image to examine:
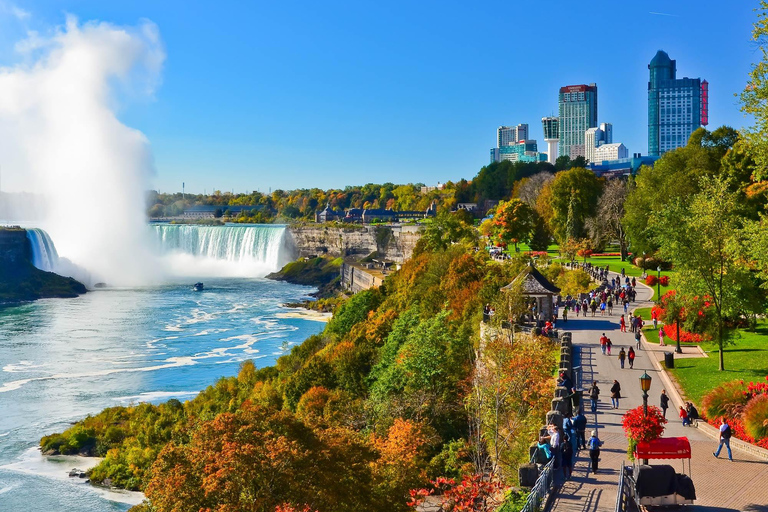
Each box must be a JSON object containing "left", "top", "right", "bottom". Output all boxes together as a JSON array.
[{"left": 610, "top": 380, "right": 621, "bottom": 408}]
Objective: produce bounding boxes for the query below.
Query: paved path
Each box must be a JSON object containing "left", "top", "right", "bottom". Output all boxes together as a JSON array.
[{"left": 548, "top": 275, "right": 768, "bottom": 512}]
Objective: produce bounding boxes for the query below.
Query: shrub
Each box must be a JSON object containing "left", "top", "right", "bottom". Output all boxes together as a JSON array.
[
  {"left": 659, "top": 275, "right": 669, "bottom": 286},
  {"left": 743, "top": 394, "right": 768, "bottom": 441},
  {"left": 645, "top": 275, "right": 658, "bottom": 286},
  {"left": 634, "top": 257, "right": 645, "bottom": 268},
  {"left": 701, "top": 381, "right": 750, "bottom": 420}
]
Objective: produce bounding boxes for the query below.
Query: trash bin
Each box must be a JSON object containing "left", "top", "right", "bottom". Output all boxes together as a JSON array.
[{"left": 664, "top": 352, "right": 674, "bottom": 369}]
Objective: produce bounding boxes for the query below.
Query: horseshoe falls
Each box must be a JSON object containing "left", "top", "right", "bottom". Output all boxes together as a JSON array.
[{"left": 150, "top": 224, "right": 294, "bottom": 278}]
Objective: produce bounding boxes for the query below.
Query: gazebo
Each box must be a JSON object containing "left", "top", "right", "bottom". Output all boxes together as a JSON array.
[{"left": 501, "top": 265, "right": 561, "bottom": 322}]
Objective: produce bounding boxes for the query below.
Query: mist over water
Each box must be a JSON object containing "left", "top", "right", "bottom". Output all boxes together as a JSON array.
[{"left": 0, "top": 16, "right": 165, "bottom": 286}]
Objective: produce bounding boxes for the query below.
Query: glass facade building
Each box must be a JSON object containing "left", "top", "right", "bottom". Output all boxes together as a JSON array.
[
  {"left": 648, "top": 50, "right": 708, "bottom": 156},
  {"left": 558, "top": 84, "right": 598, "bottom": 158},
  {"left": 497, "top": 124, "right": 529, "bottom": 147}
]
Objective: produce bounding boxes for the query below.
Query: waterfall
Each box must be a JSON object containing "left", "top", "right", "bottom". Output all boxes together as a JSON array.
[
  {"left": 25, "top": 228, "right": 60, "bottom": 272},
  {"left": 151, "top": 224, "right": 293, "bottom": 277}
]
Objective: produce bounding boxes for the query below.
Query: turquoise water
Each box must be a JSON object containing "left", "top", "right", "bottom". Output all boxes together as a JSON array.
[{"left": 0, "top": 278, "right": 325, "bottom": 511}]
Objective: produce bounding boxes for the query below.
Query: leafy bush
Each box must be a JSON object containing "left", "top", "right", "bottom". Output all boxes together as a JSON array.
[
  {"left": 701, "top": 380, "right": 750, "bottom": 420},
  {"left": 743, "top": 394, "right": 768, "bottom": 441}
]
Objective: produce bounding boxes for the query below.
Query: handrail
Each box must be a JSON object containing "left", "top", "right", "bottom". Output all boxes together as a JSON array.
[
  {"left": 615, "top": 462, "right": 632, "bottom": 512},
  {"left": 521, "top": 459, "right": 555, "bottom": 512}
]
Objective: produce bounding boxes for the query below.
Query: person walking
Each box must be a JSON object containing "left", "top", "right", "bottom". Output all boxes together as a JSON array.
[
  {"left": 573, "top": 409, "right": 587, "bottom": 450},
  {"left": 587, "top": 430, "right": 604, "bottom": 474},
  {"left": 618, "top": 347, "right": 626, "bottom": 369},
  {"left": 606, "top": 337, "right": 613, "bottom": 356},
  {"left": 589, "top": 381, "right": 600, "bottom": 414},
  {"left": 627, "top": 347, "right": 636, "bottom": 368},
  {"left": 620, "top": 314, "right": 626, "bottom": 333},
  {"left": 610, "top": 380, "right": 621, "bottom": 408},
  {"left": 713, "top": 418, "right": 734, "bottom": 461},
  {"left": 635, "top": 329, "right": 642, "bottom": 350},
  {"left": 562, "top": 307, "right": 568, "bottom": 322},
  {"left": 660, "top": 389, "right": 669, "bottom": 418},
  {"left": 599, "top": 333, "right": 608, "bottom": 355},
  {"left": 659, "top": 327, "right": 666, "bottom": 346}
]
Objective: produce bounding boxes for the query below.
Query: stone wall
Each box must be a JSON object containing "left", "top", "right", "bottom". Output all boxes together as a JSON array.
[
  {"left": 286, "top": 224, "right": 421, "bottom": 263},
  {"left": 341, "top": 263, "right": 384, "bottom": 293}
]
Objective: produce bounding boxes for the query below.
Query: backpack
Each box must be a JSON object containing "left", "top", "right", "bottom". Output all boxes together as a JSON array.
[{"left": 722, "top": 424, "right": 732, "bottom": 439}]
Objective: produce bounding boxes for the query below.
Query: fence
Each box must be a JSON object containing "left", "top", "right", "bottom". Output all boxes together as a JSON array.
[
  {"left": 615, "top": 462, "right": 633, "bottom": 512},
  {"left": 520, "top": 459, "right": 555, "bottom": 512}
]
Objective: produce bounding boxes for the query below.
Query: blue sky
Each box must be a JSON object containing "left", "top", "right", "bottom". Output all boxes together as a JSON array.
[{"left": 0, "top": 0, "right": 759, "bottom": 193}]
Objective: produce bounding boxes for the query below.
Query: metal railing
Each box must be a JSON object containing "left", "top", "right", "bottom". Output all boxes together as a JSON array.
[
  {"left": 521, "top": 459, "right": 555, "bottom": 512},
  {"left": 615, "top": 462, "right": 633, "bottom": 512}
]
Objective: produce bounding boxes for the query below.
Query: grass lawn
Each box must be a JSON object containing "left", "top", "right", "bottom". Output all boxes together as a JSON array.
[{"left": 666, "top": 323, "right": 768, "bottom": 405}]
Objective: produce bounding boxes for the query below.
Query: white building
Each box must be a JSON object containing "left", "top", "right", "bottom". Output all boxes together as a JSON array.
[
  {"left": 584, "top": 122, "right": 613, "bottom": 163},
  {"left": 497, "top": 124, "right": 529, "bottom": 147},
  {"left": 593, "top": 143, "right": 629, "bottom": 162}
]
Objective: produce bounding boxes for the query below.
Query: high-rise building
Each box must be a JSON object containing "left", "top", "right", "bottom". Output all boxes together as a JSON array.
[
  {"left": 497, "top": 124, "right": 529, "bottom": 147},
  {"left": 541, "top": 117, "right": 559, "bottom": 164},
  {"left": 648, "top": 50, "right": 708, "bottom": 156},
  {"left": 584, "top": 122, "right": 613, "bottom": 163},
  {"left": 558, "top": 84, "right": 598, "bottom": 158}
]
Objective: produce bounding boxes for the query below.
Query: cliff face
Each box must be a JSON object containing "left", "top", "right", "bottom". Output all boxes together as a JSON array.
[
  {"left": 0, "top": 228, "right": 30, "bottom": 266},
  {"left": 0, "top": 228, "right": 86, "bottom": 302},
  {"left": 286, "top": 224, "right": 421, "bottom": 263}
]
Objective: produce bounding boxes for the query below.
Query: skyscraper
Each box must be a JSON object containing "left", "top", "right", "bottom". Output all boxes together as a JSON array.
[
  {"left": 558, "top": 84, "right": 598, "bottom": 158},
  {"left": 497, "top": 124, "right": 529, "bottom": 147},
  {"left": 648, "top": 50, "right": 708, "bottom": 156},
  {"left": 541, "top": 117, "right": 559, "bottom": 164}
]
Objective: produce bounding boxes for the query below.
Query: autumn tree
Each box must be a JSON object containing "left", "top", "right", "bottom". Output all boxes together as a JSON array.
[
  {"left": 740, "top": 0, "right": 768, "bottom": 183},
  {"left": 491, "top": 199, "right": 537, "bottom": 250}
]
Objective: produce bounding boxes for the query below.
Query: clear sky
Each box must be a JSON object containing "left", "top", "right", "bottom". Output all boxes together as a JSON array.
[{"left": 0, "top": 0, "right": 759, "bottom": 194}]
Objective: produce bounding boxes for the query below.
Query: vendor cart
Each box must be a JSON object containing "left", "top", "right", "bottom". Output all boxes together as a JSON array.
[{"left": 628, "top": 437, "right": 696, "bottom": 507}]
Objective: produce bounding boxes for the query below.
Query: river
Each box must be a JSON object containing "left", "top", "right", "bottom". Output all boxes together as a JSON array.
[{"left": 0, "top": 225, "right": 327, "bottom": 511}]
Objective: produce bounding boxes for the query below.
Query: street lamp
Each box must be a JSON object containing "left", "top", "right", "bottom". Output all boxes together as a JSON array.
[
  {"left": 656, "top": 265, "right": 661, "bottom": 301},
  {"left": 639, "top": 371, "right": 652, "bottom": 465}
]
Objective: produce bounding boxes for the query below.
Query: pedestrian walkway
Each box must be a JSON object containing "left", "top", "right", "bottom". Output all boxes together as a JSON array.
[{"left": 549, "top": 272, "right": 768, "bottom": 512}]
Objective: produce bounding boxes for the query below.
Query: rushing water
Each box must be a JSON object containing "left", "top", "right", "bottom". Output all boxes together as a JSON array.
[{"left": 0, "top": 225, "right": 326, "bottom": 511}]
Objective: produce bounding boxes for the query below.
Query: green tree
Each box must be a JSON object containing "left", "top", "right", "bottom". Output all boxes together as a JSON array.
[
  {"left": 546, "top": 167, "right": 603, "bottom": 243},
  {"left": 739, "top": 0, "right": 768, "bottom": 182},
  {"left": 652, "top": 177, "right": 753, "bottom": 370}
]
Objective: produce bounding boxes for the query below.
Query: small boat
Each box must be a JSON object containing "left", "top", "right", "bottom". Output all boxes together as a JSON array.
[{"left": 192, "top": 282, "right": 204, "bottom": 291}]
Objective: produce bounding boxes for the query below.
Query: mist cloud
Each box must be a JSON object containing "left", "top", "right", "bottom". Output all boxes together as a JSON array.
[{"left": 0, "top": 16, "right": 165, "bottom": 285}]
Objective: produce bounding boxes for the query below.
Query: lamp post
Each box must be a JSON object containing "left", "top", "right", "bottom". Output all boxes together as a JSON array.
[
  {"left": 656, "top": 266, "right": 661, "bottom": 302},
  {"left": 639, "top": 371, "right": 652, "bottom": 465}
]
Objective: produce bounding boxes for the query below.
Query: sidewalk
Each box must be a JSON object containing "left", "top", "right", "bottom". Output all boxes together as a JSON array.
[{"left": 548, "top": 273, "right": 768, "bottom": 512}]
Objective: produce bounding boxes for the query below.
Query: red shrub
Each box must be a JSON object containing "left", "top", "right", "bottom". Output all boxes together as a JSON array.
[
  {"left": 645, "top": 275, "right": 658, "bottom": 286},
  {"left": 659, "top": 275, "right": 669, "bottom": 286}
]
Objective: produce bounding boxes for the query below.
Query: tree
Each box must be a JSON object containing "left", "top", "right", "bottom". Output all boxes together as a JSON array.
[
  {"left": 545, "top": 167, "right": 603, "bottom": 243},
  {"left": 652, "top": 177, "right": 753, "bottom": 370},
  {"left": 595, "top": 179, "right": 629, "bottom": 259},
  {"left": 491, "top": 199, "right": 536, "bottom": 251},
  {"left": 513, "top": 171, "right": 554, "bottom": 207},
  {"left": 739, "top": 0, "right": 768, "bottom": 182},
  {"left": 418, "top": 212, "right": 476, "bottom": 253}
]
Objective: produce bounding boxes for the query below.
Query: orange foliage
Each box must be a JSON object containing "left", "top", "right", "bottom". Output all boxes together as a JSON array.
[{"left": 296, "top": 386, "right": 332, "bottom": 419}]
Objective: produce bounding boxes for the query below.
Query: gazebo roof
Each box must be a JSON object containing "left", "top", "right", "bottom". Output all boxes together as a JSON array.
[{"left": 501, "top": 265, "right": 561, "bottom": 295}]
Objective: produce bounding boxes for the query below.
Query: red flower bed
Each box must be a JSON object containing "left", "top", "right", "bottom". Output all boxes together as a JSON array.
[
  {"left": 662, "top": 324, "right": 704, "bottom": 343},
  {"left": 705, "top": 416, "right": 768, "bottom": 450},
  {"left": 589, "top": 252, "right": 626, "bottom": 257},
  {"left": 646, "top": 275, "right": 658, "bottom": 286},
  {"left": 524, "top": 251, "right": 548, "bottom": 257}
]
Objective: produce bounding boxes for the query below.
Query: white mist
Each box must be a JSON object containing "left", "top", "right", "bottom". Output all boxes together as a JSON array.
[{"left": 0, "top": 16, "right": 165, "bottom": 286}]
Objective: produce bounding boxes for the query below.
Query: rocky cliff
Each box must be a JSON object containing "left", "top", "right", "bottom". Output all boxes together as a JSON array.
[
  {"left": 286, "top": 224, "right": 421, "bottom": 263},
  {"left": 0, "top": 227, "right": 86, "bottom": 302}
]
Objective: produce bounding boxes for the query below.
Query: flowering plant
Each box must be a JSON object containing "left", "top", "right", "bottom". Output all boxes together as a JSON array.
[
  {"left": 622, "top": 405, "right": 667, "bottom": 460},
  {"left": 645, "top": 275, "right": 658, "bottom": 286},
  {"left": 659, "top": 275, "right": 670, "bottom": 286}
]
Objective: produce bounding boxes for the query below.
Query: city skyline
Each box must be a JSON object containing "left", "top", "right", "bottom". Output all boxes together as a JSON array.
[{"left": 0, "top": 0, "right": 758, "bottom": 193}]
